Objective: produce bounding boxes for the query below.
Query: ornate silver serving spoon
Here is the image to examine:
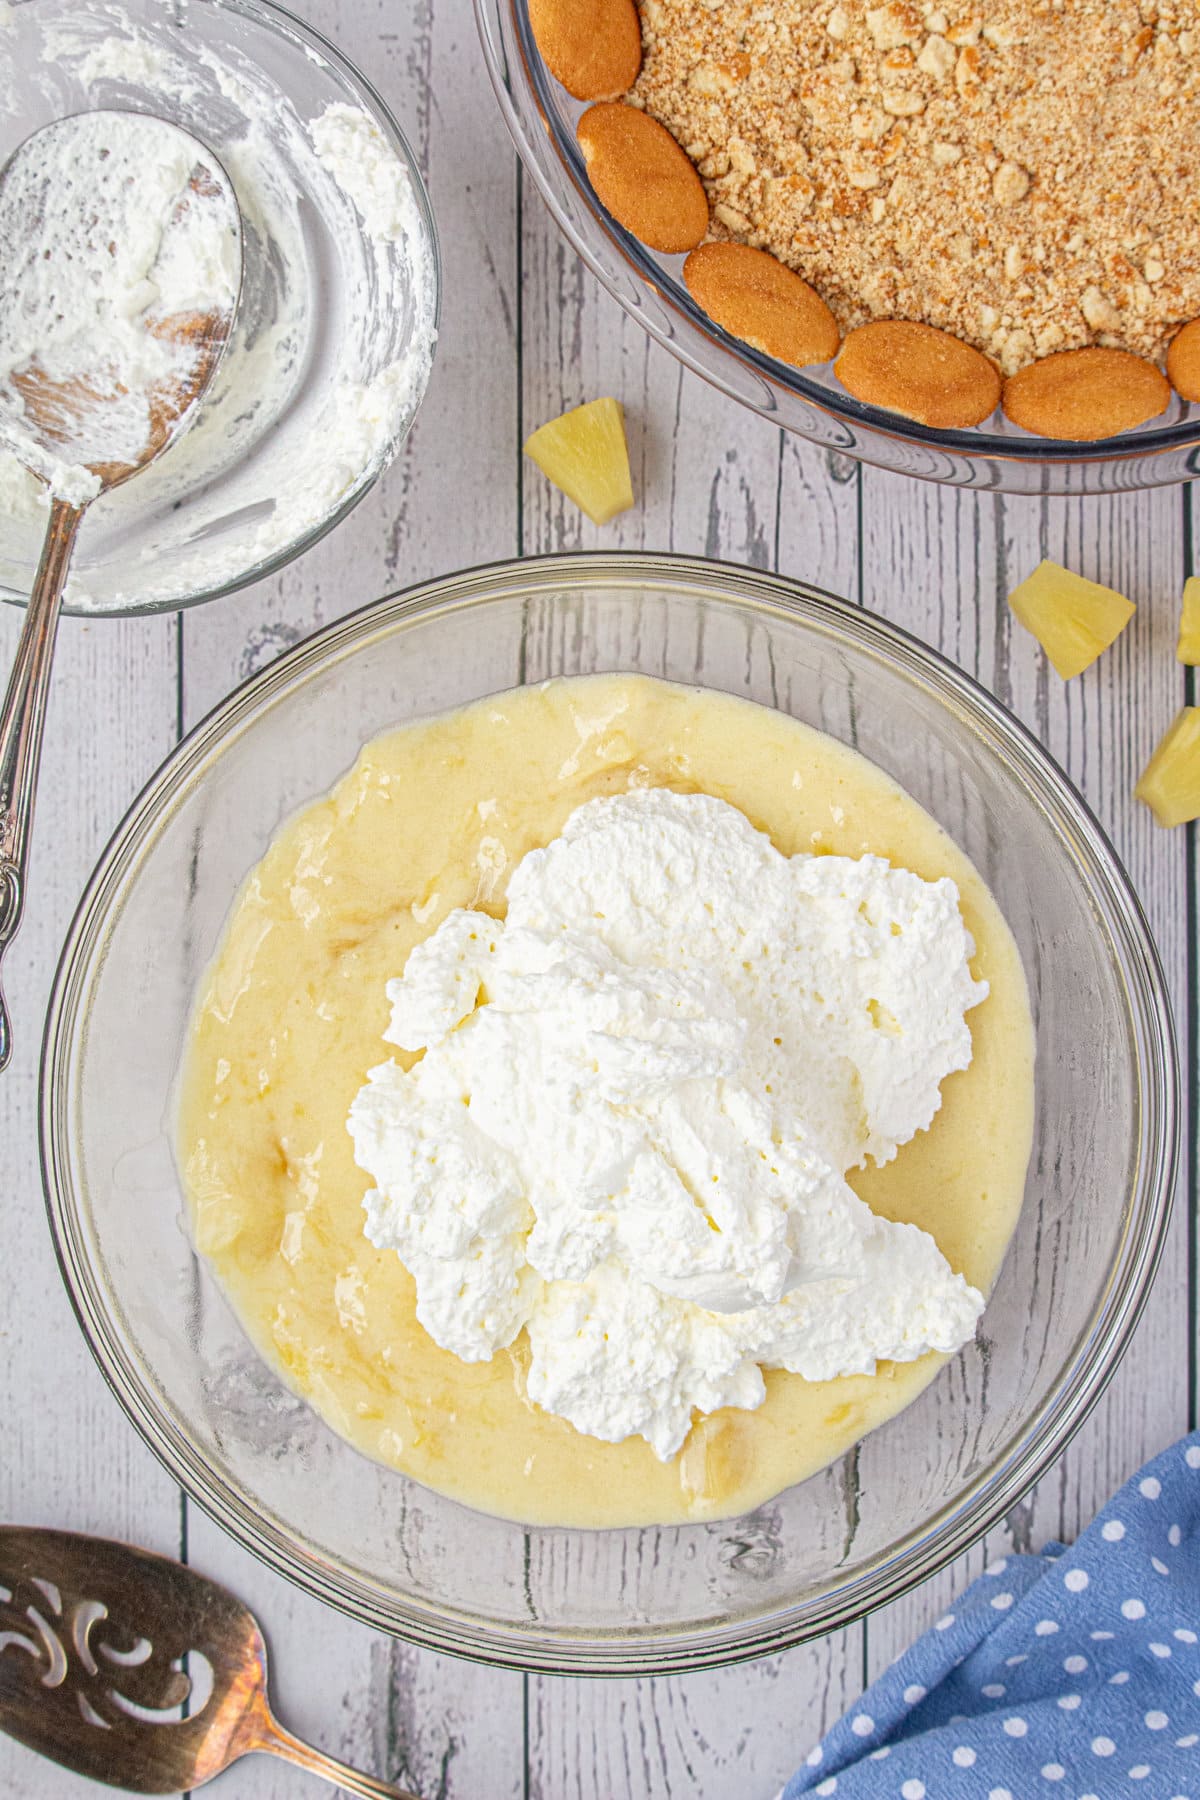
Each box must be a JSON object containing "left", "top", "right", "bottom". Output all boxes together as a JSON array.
[
  {"left": 0, "top": 109, "right": 242, "bottom": 1071},
  {"left": 0, "top": 1525, "right": 421, "bottom": 1796}
]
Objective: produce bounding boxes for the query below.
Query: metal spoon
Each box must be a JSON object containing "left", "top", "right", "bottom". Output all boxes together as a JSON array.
[
  {"left": 0, "top": 109, "right": 243, "bottom": 1072},
  {"left": 0, "top": 1525, "right": 421, "bottom": 1797}
]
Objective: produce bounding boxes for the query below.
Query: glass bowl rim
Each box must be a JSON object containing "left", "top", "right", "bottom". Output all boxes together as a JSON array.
[
  {"left": 3, "top": 0, "right": 442, "bottom": 621},
  {"left": 40, "top": 550, "right": 1180, "bottom": 1673},
  {"left": 474, "top": 0, "right": 1200, "bottom": 477}
]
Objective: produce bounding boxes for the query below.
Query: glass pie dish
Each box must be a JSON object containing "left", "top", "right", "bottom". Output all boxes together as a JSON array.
[
  {"left": 42, "top": 554, "right": 1177, "bottom": 1672},
  {"left": 475, "top": 0, "right": 1200, "bottom": 496},
  {"left": 0, "top": 0, "right": 439, "bottom": 615}
]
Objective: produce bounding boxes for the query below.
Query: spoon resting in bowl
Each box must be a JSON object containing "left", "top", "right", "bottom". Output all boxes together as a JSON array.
[
  {"left": 0, "top": 1524, "right": 421, "bottom": 1796},
  {"left": 0, "top": 108, "right": 242, "bottom": 1072}
]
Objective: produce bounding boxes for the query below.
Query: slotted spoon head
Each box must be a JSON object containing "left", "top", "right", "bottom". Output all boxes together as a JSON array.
[
  {"left": 0, "top": 1526, "right": 274, "bottom": 1793},
  {"left": 0, "top": 108, "right": 242, "bottom": 501},
  {"left": 0, "top": 1527, "right": 418, "bottom": 1797}
]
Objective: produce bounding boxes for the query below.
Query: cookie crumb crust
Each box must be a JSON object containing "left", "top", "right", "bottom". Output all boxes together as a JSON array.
[{"left": 631, "top": 0, "right": 1200, "bottom": 373}]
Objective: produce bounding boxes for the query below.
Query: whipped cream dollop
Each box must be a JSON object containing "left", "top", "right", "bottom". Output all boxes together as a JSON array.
[{"left": 349, "top": 790, "right": 989, "bottom": 1459}]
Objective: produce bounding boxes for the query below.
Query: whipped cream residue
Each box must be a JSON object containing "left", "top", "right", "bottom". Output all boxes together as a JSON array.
[
  {"left": 0, "top": 111, "right": 239, "bottom": 505},
  {"left": 350, "top": 789, "right": 989, "bottom": 1460},
  {"left": 0, "top": 4, "right": 437, "bottom": 610}
]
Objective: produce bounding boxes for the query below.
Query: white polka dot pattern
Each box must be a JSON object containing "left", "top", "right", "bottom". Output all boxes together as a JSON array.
[{"left": 782, "top": 1433, "right": 1200, "bottom": 1800}]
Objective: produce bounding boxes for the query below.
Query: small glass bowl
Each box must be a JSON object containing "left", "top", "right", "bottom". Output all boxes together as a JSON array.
[
  {"left": 475, "top": 0, "right": 1200, "bottom": 496},
  {"left": 42, "top": 555, "right": 1177, "bottom": 1673},
  {"left": 0, "top": 0, "right": 439, "bottom": 615}
]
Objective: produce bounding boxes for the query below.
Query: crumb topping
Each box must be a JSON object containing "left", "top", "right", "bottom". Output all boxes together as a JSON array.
[{"left": 630, "top": 0, "right": 1200, "bottom": 371}]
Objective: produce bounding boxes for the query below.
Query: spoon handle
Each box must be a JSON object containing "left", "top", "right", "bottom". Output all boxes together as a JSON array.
[
  {"left": 0, "top": 496, "right": 85, "bottom": 1072},
  {"left": 253, "top": 1710, "right": 423, "bottom": 1799}
]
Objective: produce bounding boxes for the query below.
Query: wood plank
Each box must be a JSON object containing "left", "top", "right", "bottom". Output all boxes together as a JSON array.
[
  {"left": 1187, "top": 487, "right": 1199, "bottom": 1449},
  {"left": 529, "top": 1649, "right": 864, "bottom": 1800},
  {"left": 0, "top": 607, "right": 181, "bottom": 1800},
  {"left": 520, "top": 179, "right": 865, "bottom": 1797},
  {"left": 1187, "top": 488, "right": 1199, "bottom": 1447},
  {"left": 175, "top": 2, "right": 527, "bottom": 1796},
  {"left": 857, "top": 475, "right": 1192, "bottom": 1684},
  {"left": 520, "top": 230, "right": 781, "bottom": 566}
]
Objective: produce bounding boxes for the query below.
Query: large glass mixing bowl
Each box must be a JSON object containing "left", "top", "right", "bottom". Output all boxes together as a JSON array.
[
  {"left": 476, "top": 0, "right": 1200, "bottom": 496},
  {"left": 0, "top": 0, "right": 439, "bottom": 615},
  {"left": 42, "top": 555, "right": 1177, "bottom": 1673}
]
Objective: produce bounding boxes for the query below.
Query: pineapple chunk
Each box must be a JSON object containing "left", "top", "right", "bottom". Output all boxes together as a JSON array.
[
  {"left": 678, "top": 1413, "right": 748, "bottom": 1514},
  {"left": 523, "top": 396, "right": 634, "bottom": 525},
  {"left": 1177, "top": 576, "right": 1200, "bottom": 665},
  {"left": 1008, "top": 559, "right": 1135, "bottom": 679},
  {"left": 1135, "top": 708, "right": 1200, "bottom": 827}
]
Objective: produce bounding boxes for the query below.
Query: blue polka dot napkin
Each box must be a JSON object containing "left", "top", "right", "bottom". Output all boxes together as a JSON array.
[{"left": 785, "top": 1431, "right": 1200, "bottom": 1800}]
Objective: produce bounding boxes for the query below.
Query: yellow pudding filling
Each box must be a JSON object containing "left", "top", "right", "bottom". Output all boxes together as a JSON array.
[{"left": 178, "top": 673, "right": 1035, "bottom": 1528}]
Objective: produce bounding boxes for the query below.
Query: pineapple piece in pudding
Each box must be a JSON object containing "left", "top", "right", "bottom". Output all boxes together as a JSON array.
[
  {"left": 1007, "top": 559, "right": 1135, "bottom": 679},
  {"left": 678, "top": 1413, "right": 751, "bottom": 1514},
  {"left": 1136, "top": 709, "right": 1200, "bottom": 828},
  {"left": 524, "top": 396, "right": 634, "bottom": 525}
]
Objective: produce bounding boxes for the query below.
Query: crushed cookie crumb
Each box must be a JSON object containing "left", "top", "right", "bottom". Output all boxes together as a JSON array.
[{"left": 631, "top": 0, "right": 1200, "bottom": 366}]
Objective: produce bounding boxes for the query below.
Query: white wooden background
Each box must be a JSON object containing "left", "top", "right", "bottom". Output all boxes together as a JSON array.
[{"left": 0, "top": 1, "right": 1194, "bottom": 1794}]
